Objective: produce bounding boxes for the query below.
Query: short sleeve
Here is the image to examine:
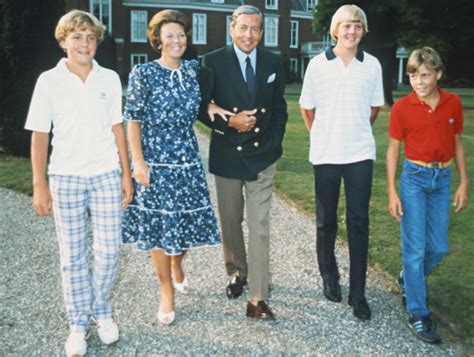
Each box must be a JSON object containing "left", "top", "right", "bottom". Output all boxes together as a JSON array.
[
  {"left": 110, "top": 71, "right": 123, "bottom": 125},
  {"left": 299, "top": 59, "right": 317, "bottom": 110},
  {"left": 453, "top": 95, "right": 464, "bottom": 134},
  {"left": 24, "top": 73, "right": 53, "bottom": 133},
  {"left": 123, "top": 65, "right": 148, "bottom": 122},
  {"left": 370, "top": 59, "right": 385, "bottom": 107},
  {"left": 388, "top": 102, "right": 404, "bottom": 141}
]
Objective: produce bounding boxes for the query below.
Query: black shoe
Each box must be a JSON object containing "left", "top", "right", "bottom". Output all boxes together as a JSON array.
[
  {"left": 246, "top": 301, "right": 275, "bottom": 320},
  {"left": 226, "top": 276, "right": 247, "bottom": 299},
  {"left": 397, "top": 270, "right": 406, "bottom": 309},
  {"left": 348, "top": 296, "right": 371, "bottom": 320},
  {"left": 323, "top": 277, "right": 342, "bottom": 302},
  {"left": 408, "top": 316, "right": 441, "bottom": 344}
]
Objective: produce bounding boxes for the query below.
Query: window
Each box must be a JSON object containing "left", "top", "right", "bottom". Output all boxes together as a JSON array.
[
  {"left": 264, "top": 17, "right": 278, "bottom": 47},
  {"left": 192, "top": 14, "right": 207, "bottom": 45},
  {"left": 289, "top": 58, "right": 298, "bottom": 75},
  {"left": 90, "top": 0, "right": 111, "bottom": 33},
  {"left": 131, "top": 54, "right": 148, "bottom": 69},
  {"left": 307, "top": 0, "right": 317, "bottom": 11},
  {"left": 290, "top": 21, "right": 299, "bottom": 48},
  {"left": 211, "top": 0, "right": 224, "bottom": 3},
  {"left": 226, "top": 16, "right": 232, "bottom": 45},
  {"left": 266, "top": 0, "right": 278, "bottom": 10},
  {"left": 131, "top": 11, "right": 147, "bottom": 43}
]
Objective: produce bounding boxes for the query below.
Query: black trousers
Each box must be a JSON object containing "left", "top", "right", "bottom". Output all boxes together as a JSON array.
[{"left": 313, "top": 159, "right": 373, "bottom": 299}]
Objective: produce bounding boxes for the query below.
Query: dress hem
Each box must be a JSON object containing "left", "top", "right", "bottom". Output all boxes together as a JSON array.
[{"left": 122, "top": 240, "right": 221, "bottom": 256}]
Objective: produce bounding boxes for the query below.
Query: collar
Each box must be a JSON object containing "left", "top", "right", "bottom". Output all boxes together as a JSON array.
[
  {"left": 407, "top": 87, "right": 448, "bottom": 105},
  {"left": 325, "top": 46, "right": 364, "bottom": 62},
  {"left": 233, "top": 44, "right": 257, "bottom": 65},
  {"left": 56, "top": 57, "right": 100, "bottom": 74}
]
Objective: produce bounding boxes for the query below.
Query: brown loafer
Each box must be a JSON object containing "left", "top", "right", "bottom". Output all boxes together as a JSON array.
[{"left": 246, "top": 301, "right": 275, "bottom": 320}]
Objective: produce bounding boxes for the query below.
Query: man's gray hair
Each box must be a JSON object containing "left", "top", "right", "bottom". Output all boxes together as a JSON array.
[{"left": 230, "top": 5, "right": 263, "bottom": 29}]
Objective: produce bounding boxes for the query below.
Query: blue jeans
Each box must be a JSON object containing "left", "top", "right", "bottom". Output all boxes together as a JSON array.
[{"left": 400, "top": 160, "right": 451, "bottom": 318}]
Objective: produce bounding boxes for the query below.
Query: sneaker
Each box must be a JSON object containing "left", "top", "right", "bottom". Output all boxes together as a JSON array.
[
  {"left": 398, "top": 270, "right": 406, "bottom": 309},
  {"left": 408, "top": 316, "right": 442, "bottom": 344},
  {"left": 96, "top": 318, "right": 119, "bottom": 345},
  {"left": 65, "top": 332, "right": 87, "bottom": 356}
]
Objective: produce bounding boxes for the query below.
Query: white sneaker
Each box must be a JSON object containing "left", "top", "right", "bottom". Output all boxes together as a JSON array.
[
  {"left": 96, "top": 318, "right": 119, "bottom": 345},
  {"left": 65, "top": 332, "right": 87, "bottom": 356}
]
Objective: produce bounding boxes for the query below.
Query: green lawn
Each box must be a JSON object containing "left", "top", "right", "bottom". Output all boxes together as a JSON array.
[
  {"left": 1, "top": 87, "right": 473, "bottom": 343},
  {"left": 276, "top": 92, "right": 474, "bottom": 343}
]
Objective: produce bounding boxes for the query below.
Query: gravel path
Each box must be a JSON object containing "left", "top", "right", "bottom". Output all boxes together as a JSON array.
[{"left": 1, "top": 130, "right": 465, "bottom": 355}]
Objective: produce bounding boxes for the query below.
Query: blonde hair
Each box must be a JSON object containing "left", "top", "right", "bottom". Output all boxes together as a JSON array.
[
  {"left": 406, "top": 47, "right": 445, "bottom": 74},
  {"left": 55, "top": 10, "right": 106, "bottom": 45},
  {"left": 330, "top": 4, "right": 368, "bottom": 42},
  {"left": 147, "top": 10, "right": 190, "bottom": 52}
]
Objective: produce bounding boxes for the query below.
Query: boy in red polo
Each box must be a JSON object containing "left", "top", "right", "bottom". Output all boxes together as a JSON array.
[{"left": 386, "top": 47, "right": 468, "bottom": 344}]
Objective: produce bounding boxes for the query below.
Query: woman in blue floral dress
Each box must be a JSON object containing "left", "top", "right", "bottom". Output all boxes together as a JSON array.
[{"left": 122, "top": 10, "right": 220, "bottom": 324}]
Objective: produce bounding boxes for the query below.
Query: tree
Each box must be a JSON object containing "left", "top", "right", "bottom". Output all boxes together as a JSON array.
[
  {"left": 312, "top": 0, "right": 474, "bottom": 105},
  {"left": 0, "top": 0, "right": 64, "bottom": 156}
]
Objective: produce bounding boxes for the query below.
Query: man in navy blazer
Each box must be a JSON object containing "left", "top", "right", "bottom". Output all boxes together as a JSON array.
[{"left": 199, "top": 5, "right": 288, "bottom": 320}]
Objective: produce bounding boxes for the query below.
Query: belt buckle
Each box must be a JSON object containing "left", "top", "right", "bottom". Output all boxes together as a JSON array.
[{"left": 430, "top": 161, "right": 441, "bottom": 168}]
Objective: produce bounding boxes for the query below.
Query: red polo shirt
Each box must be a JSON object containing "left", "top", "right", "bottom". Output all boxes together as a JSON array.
[{"left": 389, "top": 88, "right": 464, "bottom": 162}]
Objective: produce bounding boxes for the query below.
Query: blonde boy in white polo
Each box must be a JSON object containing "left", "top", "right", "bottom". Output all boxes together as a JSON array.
[
  {"left": 299, "top": 4, "right": 384, "bottom": 321},
  {"left": 25, "top": 10, "right": 133, "bottom": 356}
]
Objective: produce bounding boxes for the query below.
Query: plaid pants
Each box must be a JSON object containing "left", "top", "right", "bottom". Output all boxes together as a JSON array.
[{"left": 49, "top": 170, "right": 122, "bottom": 333}]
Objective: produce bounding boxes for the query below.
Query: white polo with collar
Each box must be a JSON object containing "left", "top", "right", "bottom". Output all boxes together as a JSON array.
[
  {"left": 299, "top": 48, "right": 384, "bottom": 165},
  {"left": 25, "top": 58, "right": 123, "bottom": 176}
]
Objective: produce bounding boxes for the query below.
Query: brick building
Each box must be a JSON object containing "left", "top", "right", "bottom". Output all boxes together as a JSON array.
[{"left": 65, "top": 0, "right": 330, "bottom": 81}]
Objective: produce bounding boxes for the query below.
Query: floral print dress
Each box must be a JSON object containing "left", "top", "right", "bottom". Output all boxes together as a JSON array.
[{"left": 122, "top": 59, "right": 220, "bottom": 255}]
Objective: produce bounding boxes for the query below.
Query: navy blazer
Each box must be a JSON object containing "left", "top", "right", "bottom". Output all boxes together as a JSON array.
[{"left": 199, "top": 46, "right": 288, "bottom": 180}]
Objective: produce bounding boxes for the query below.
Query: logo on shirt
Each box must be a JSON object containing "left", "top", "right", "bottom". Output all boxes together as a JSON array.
[
  {"left": 100, "top": 92, "right": 107, "bottom": 100},
  {"left": 449, "top": 118, "right": 455, "bottom": 125}
]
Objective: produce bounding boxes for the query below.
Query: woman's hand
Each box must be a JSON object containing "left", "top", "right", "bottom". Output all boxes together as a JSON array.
[
  {"left": 33, "top": 182, "right": 53, "bottom": 216},
  {"left": 133, "top": 160, "right": 150, "bottom": 188},
  {"left": 208, "top": 103, "right": 235, "bottom": 122}
]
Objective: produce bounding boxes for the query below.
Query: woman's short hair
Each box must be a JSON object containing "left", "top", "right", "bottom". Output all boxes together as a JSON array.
[
  {"left": 406, "top": 47, "right": 445, "bottom": 74},
  {"left": 230, "top": 5, "right": 263, "bottom": 29},
  {"left": 147, "top": 10, "right": 191, "bottom": 52},
  {"left": 329, "top": 4, "right": 368, "bottom": 42},
  {"left": 55, "top": 10, "right": 106, "bottom": 45}
]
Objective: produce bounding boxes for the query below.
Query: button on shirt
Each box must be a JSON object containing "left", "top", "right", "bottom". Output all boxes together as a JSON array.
[
  {"left": 299, "top": 49, "right": 384, "bottom": 165},
  {"left": 25, "top": 58, "right": 122, "bottom": 176}
]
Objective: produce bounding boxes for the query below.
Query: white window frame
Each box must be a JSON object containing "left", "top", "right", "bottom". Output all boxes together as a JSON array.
[
  {"left": 192, "top": 13, "right": 207, "bottom": 45},
  {"left": 306, "top": 0, "right": 317, "bottom": 12},
  {"left": 130, "top": 11, "right": 148, "bottom": 43},
  {"left": 290, "top": 20, "right": 299, "bottom": 48},
  {"left": 131, "top": 54, "right": 148, "bottom": 69},
  {"left": 226, "top": 16, "right": 233, "bottom": 45},
  {"left": 265, "top": 0, "right": 278, "bottom": 10},
  {"left": 264, "top": 16, "right": 278, "bottom": 47},
  {"left": 289, "top": 58, "right": 298, "bottom": 75},
  {"left": 90, "top": 0, "right": 112, "bottom": 33}
]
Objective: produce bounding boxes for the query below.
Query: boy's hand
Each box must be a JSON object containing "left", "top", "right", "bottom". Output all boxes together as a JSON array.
[
  {"left": 121, "top": 175, "right": 134, "bottom": 207},
  {"left": 207, "top": 102, "right": 235, "bottom": 122},
  {"left": 133, "top": 160, "right": 150, "bottom": 188},
  {"left": 33, "top": 182, "right": 52, "bottom": 216},
  {"left": 453, "top": 183, "right": 468, "bottom": 213},
  {"left": 388, "top": 190, "right": 403, "bottom": 222}
]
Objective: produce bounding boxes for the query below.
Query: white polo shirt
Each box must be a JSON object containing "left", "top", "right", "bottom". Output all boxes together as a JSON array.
[
  {"left": 25, "top": 58, "right": 123, "bottom": 176},
  {"left": 299, "top": 48, "right": 384, "bottom": 165}
]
